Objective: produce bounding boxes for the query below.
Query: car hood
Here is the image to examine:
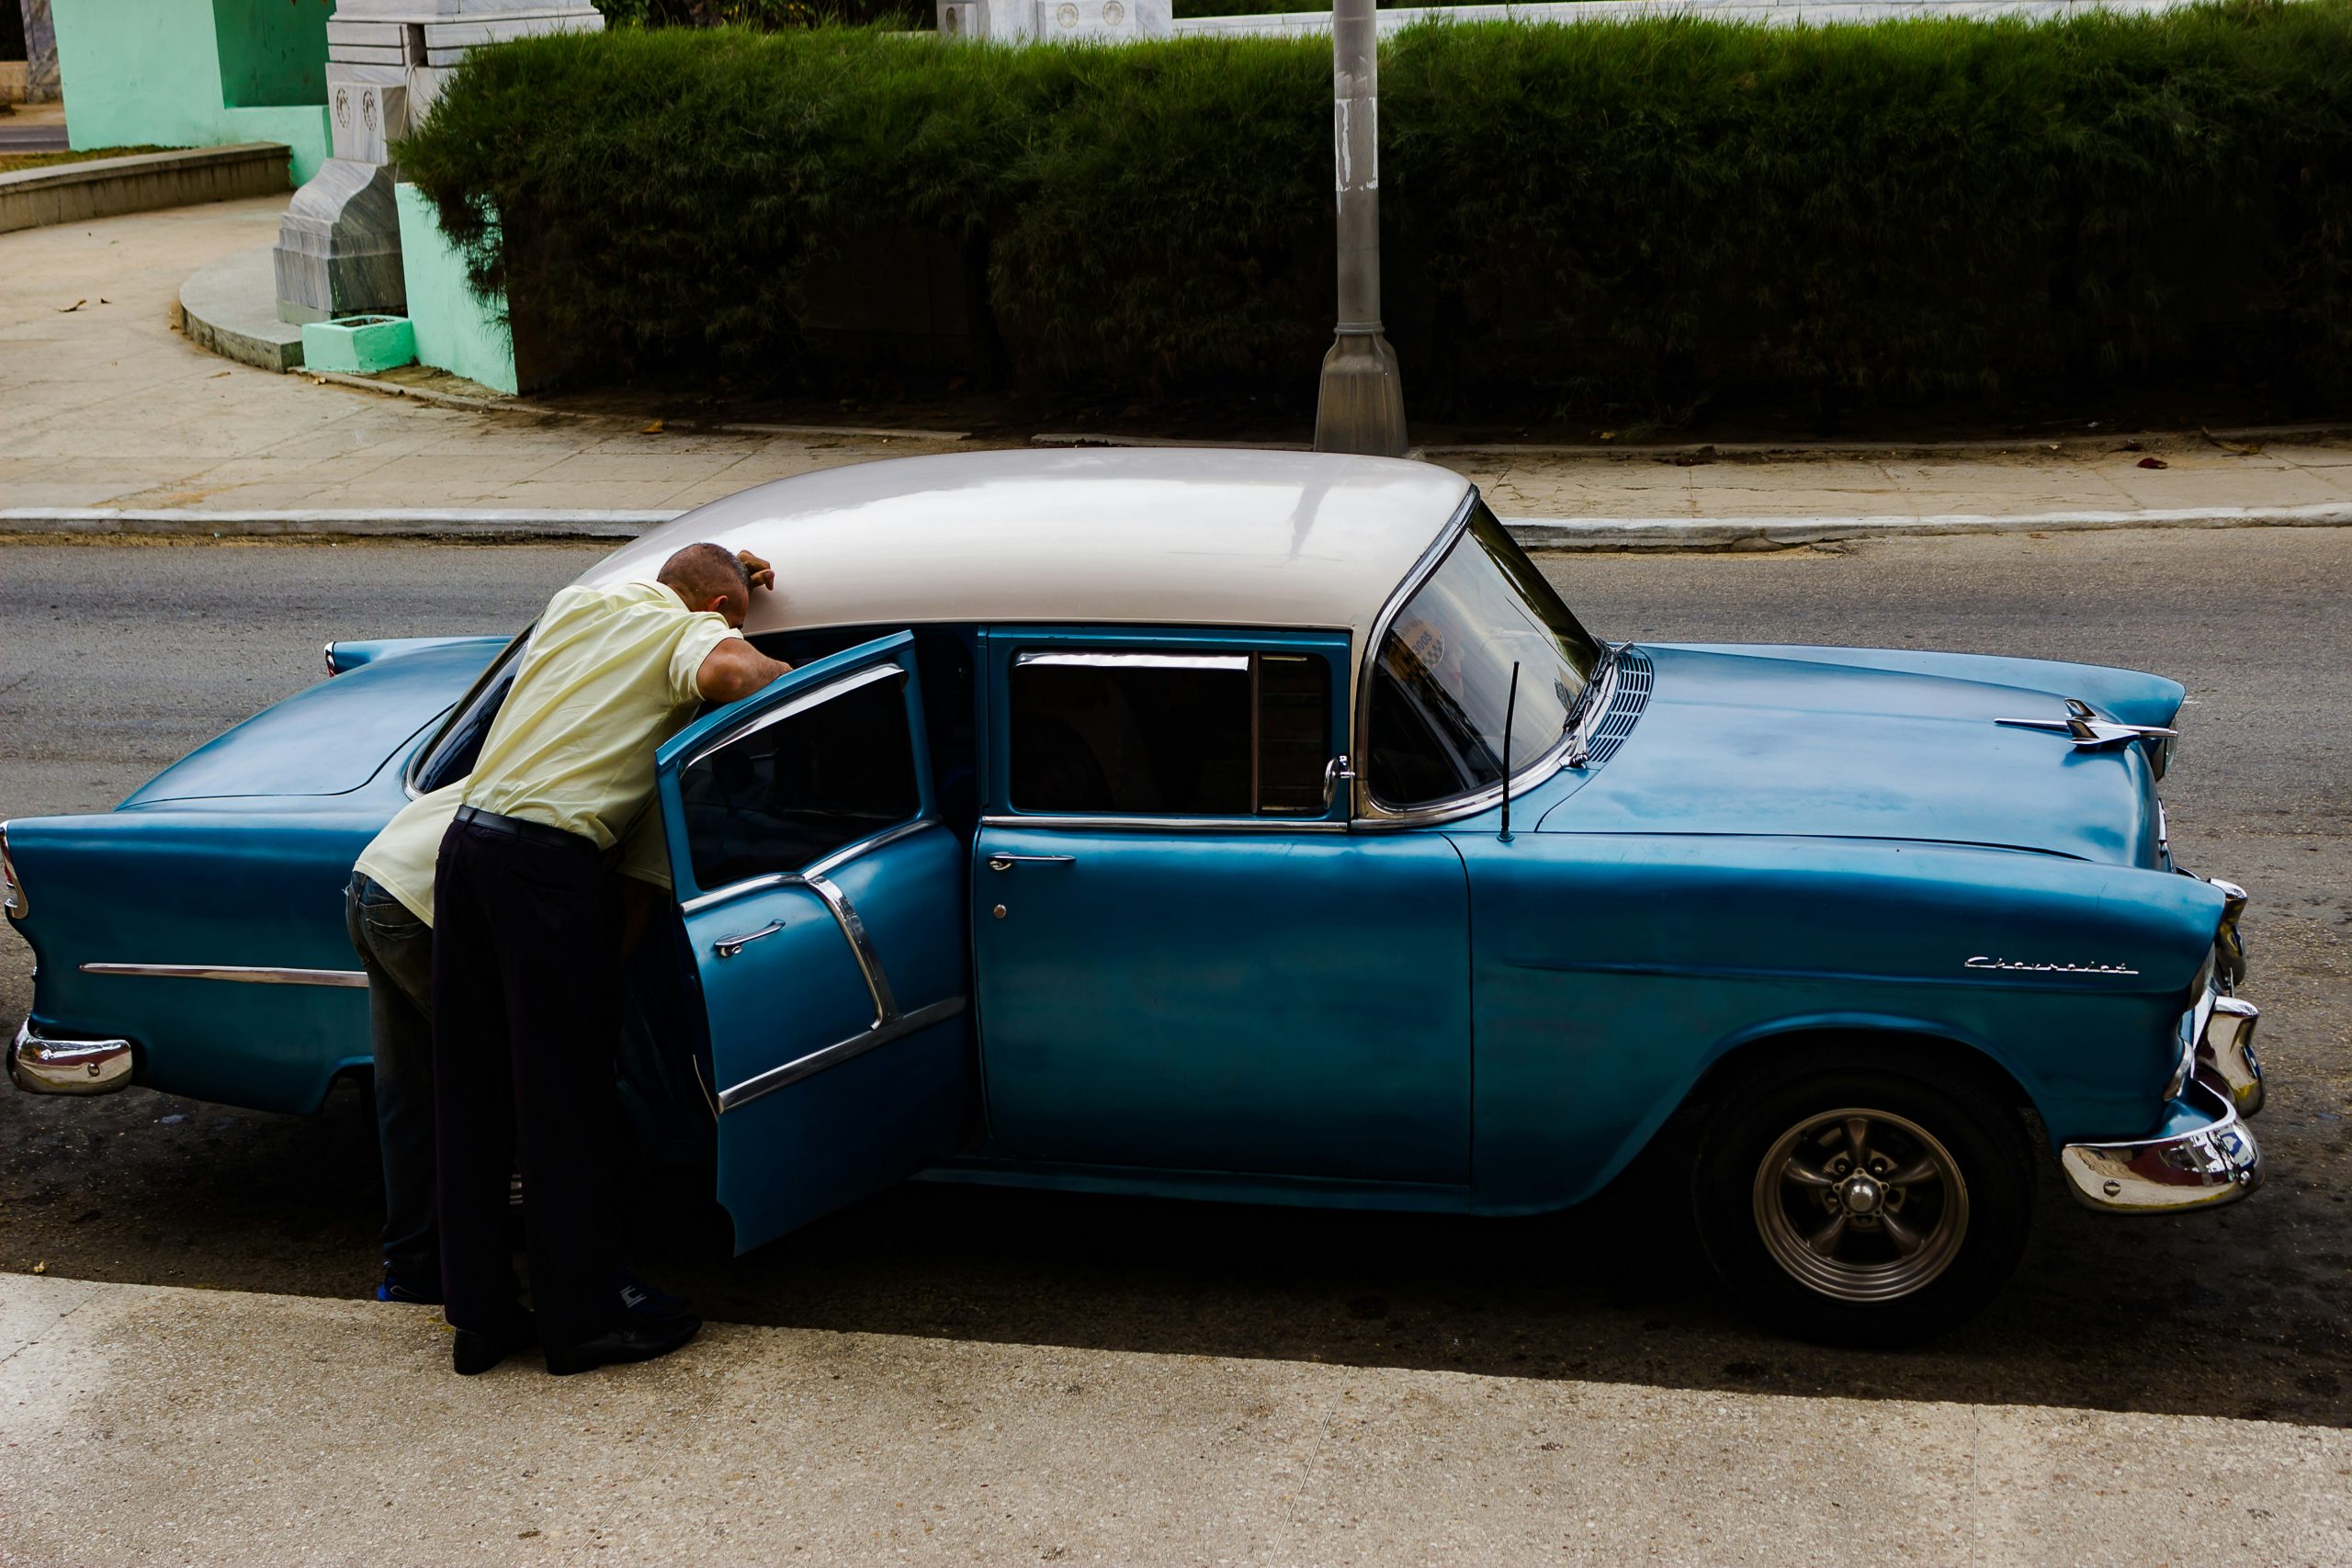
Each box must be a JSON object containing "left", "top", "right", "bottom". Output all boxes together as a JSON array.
[
  {"left": 1536, "top": 644, "right": 2178, "bottom": 864},
  {"left": 119, "top": 637, "right": 506, "bottom": 805}
]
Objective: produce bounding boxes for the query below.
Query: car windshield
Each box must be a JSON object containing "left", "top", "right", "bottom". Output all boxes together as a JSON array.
[{"left": 1366, "top": 502, "right": 1602, "bottom": 811}]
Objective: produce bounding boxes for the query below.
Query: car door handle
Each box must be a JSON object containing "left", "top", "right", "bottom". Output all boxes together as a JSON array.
[
  {"left": 988, "top": 854, "right": 1075, "bottom": 872},
  {"left": 713, "top": 920, "right": 784, "bottom": 958}
]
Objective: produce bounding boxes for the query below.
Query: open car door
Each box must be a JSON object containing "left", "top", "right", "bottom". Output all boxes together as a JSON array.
[{"left": 653, "top": 631, "right": 971, "bottom": 1254}]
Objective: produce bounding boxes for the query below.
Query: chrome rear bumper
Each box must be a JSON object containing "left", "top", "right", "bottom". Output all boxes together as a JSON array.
[{"left": 8, "top": 1019, "right": 134, "bottom": 1095}]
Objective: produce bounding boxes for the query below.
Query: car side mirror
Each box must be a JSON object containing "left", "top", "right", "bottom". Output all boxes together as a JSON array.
[{"left": 1322, "top": 752, "right": 1357, "bottom": 809}]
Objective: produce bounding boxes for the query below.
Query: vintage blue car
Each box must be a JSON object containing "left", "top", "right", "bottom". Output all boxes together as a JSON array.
[{"left": 2, "top": 450, "right": 2266, "bottom": 1343}]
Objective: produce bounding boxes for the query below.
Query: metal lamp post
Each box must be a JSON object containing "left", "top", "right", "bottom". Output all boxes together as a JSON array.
[{"left": 1312, "top": 0, "right": 1408, "bottom": 457}]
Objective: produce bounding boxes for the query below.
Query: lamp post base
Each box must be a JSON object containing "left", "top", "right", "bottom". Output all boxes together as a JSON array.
[{"left": 1313, "top": 330, "right": 1408, "bottom": 457}]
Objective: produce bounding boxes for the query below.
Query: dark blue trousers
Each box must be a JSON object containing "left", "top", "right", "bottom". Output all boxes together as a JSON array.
[{"left": 431, "top": 811, "right": 625, "bottom": 1346}]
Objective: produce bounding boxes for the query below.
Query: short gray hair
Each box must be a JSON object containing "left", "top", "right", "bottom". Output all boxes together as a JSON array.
[{"left": 658, "top": 542, "right": 751, "bottom": 617}]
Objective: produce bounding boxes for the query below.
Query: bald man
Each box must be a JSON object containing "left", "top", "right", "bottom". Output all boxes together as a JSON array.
[{"left": 430, "top": 543, "right": 790, "bottom": 1377}]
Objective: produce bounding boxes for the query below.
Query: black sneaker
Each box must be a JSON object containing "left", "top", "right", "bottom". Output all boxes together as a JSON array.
[
  {"left": 452, "top": 1311, "right": 538, "bottom": 1377},
  {"left": 544, "top": 1313, "right": 701, "bottom": 1377},
  {"left": 613, "top": 1269, "right": 694, "bottom": 1325}
]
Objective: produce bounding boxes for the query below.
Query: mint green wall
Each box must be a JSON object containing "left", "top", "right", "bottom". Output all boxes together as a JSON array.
[
  {"left": 52, "top": 0, "right": 329, "bottom": 181},
  {"left": 212, "top": 0, "right": 330, "bottom": 108},
  {"left": 395, "top": 183, "right": 519, "bottom": 397}
]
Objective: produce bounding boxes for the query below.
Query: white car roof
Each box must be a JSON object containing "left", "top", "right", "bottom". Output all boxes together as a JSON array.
[{"left": 577, "top": 448, "right": 1473, "bottom": 648}]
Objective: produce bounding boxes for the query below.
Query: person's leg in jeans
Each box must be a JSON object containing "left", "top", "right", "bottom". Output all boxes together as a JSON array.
[
  {"left": 431, "top": 820, "right": 526, "bottom": 1344},
  {"left": 345, "top": 874, "right": 438, "bottom": 1301}
]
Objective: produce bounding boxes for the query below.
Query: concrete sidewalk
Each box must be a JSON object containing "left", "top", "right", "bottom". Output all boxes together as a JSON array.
[
  {"left": 4, "top": 1271, "right": 2346, "bottom": 1567},
  {"left": 8, "top": 196, "right": 2352, "bottom": 544}
]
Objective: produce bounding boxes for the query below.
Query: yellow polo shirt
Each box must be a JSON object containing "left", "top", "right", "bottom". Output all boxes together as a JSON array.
[
  {"left": 464, "top": 580, "right": 741, "bottom": 850},
  {"left": 354, "top": 778, "right": 674, "bottom": 928}
]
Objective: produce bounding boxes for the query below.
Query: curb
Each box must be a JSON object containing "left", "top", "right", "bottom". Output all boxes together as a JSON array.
[
  {"left": 0, "top": 507, "right": 668, "bottom": 540},
  {"left": 0, "top": 142, "right": 290, "bottom": 236},
  {"left": 1506, "top": 502, "right": 2352, "bottom": 549},
  {"left": 10, "top": 502, "right": 2352, "bottom": 548}
]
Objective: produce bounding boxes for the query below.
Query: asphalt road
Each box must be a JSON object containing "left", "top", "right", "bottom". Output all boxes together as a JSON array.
[{"left": 1, "top": 530, "right": 2346, "bottom": 1428}]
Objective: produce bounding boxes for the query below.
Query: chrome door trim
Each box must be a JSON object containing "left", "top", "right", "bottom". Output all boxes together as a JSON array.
[
  {"left": 807, "top": 872, "right": 899, "bottom": 1024},
  {"left": 804, "top": 818, "right": 937, "bottom": 881},
  {"left": 79, "top": 963, "right": 369, "bottom": 989},
  {"left": 717, "top": 995, "right": 968, "bottom": 1112},
  {"left": 679, "top": 872, "right": 808, "bottom": 918},
  {"left": 684, "top": 661, "right": 904, "bottom": 768},
  {"left": 676, "top": 818, "right": 939, "bottom": 917},
  {"left": 979, "top": 813, "right": 1348, "bottom": 835}
]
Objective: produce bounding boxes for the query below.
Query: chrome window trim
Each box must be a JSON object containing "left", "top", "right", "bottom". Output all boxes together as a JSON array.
[
  {"left": 980, "top": 813, "right": 1349, "bottom": 835},
  {"left": 805, "top": 816, "right": 937, "bottom": 881},
  {"left": 680, "top": 871, "right": 806, "bottom": 918},
  {"left": 1015, "top": 650, "right": 1250, "bottom": 671},
  {"left": 683, "top": 661, "right": 904, "bottom": 768},
  {"left": 718, "top": 995, "right": 967, "bottom": 1112},
  {"left": 1351, "top": 492, "right": 1476, "bottom": 827},
  {"left": 676, "top": 818, "right": 938, "bottom": 917},
  {"left": 80, "top": 963, "right": 369, "bottom": 989}
]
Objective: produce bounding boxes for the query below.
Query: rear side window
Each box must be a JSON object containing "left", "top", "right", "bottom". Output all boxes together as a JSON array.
[
  {"left": 411, "top": 628, "right": 529, "bottom": 794},
  {"left": 676, "top": 670, "right": 920, "bottom": 890},
  {"left": 1010, "top": 650, "right": 1332, "bottom": 817}
]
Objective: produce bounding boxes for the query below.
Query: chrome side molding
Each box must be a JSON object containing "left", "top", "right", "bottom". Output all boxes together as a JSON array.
[
  {"left": 718, "top": 996, "right": 967, "bottom": 1112},
  {"left": 79, "top": 963, "right": 368, "bottom": 988}
]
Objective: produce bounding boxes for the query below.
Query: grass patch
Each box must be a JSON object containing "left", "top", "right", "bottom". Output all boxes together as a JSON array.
[{"left": 400, "top": 4, "right": 2352, "bottom": 423}]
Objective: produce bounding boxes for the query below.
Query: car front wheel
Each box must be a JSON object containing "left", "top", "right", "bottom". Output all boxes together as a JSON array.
[{"left": 1692, "top": 1059, "right": 2034, "bottom": 1347}]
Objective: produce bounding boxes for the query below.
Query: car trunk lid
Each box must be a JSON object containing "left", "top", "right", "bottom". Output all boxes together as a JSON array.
[{"left": 119, "top": 637, "right": 505, "bottom": 805}]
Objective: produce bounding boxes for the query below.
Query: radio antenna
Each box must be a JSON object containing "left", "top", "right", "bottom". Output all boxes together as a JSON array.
[{"left": 1498, "top": 660, "right": 1521, "bottom": 842}]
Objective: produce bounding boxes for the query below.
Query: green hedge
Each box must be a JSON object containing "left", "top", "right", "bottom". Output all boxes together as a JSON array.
[
  {"left": 593, "top": 0, "right": 927, "bottom": 28},
  {"left": 400, "top": 4, "right": 2352, "bottom": 420}
]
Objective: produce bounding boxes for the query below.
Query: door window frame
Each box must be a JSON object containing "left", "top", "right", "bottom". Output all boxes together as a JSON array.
[
  {"left": 660, "top": 647, "right": 940, "bottom": 917},
  {"left": 980, "top": 626, "right": 1353, "bottom": 831}
]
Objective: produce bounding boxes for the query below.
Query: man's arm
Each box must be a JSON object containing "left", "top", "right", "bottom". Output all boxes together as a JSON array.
[{"left": 696, "top": 637, "right": 791, "bottom": 705}]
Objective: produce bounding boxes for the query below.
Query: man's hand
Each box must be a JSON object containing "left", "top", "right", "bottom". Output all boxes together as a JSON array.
[
  {"left": 696, "top": 637, "right": 791, "bottom": 705},
  {"left": 737, "top": 550, "right": 775, "bottom": 593}
]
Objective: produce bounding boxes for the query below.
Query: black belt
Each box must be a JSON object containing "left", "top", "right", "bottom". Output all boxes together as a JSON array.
[{"left": 453, "top": 804, "right": 606, "bottom": 859}]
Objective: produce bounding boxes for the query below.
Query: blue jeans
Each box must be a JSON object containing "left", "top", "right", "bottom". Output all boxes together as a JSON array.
[{"left": 344, "top": 874, "right": 437, "bottom": 1292}]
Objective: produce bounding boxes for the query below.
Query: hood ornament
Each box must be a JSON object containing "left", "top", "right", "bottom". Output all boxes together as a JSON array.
[{"left": 1996, "top": 697, "right": 2177, "bottom": 750}]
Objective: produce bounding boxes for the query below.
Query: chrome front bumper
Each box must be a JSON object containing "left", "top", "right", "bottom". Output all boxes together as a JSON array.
[
  {"left": 7, "top": 1019, "right": 134, "bottom": 1095},
  {"left": 2062, "top": 1070, "right": 2261, "bottom": 1213},
  {"left": 2062, "top": 987, "right": 2265, "bottom": 1213}
]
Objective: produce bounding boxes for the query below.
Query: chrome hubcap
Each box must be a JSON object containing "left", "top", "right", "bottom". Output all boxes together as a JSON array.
[{"left": 1752, "top": 1108, "right": 1969, "bottom": 1303}]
